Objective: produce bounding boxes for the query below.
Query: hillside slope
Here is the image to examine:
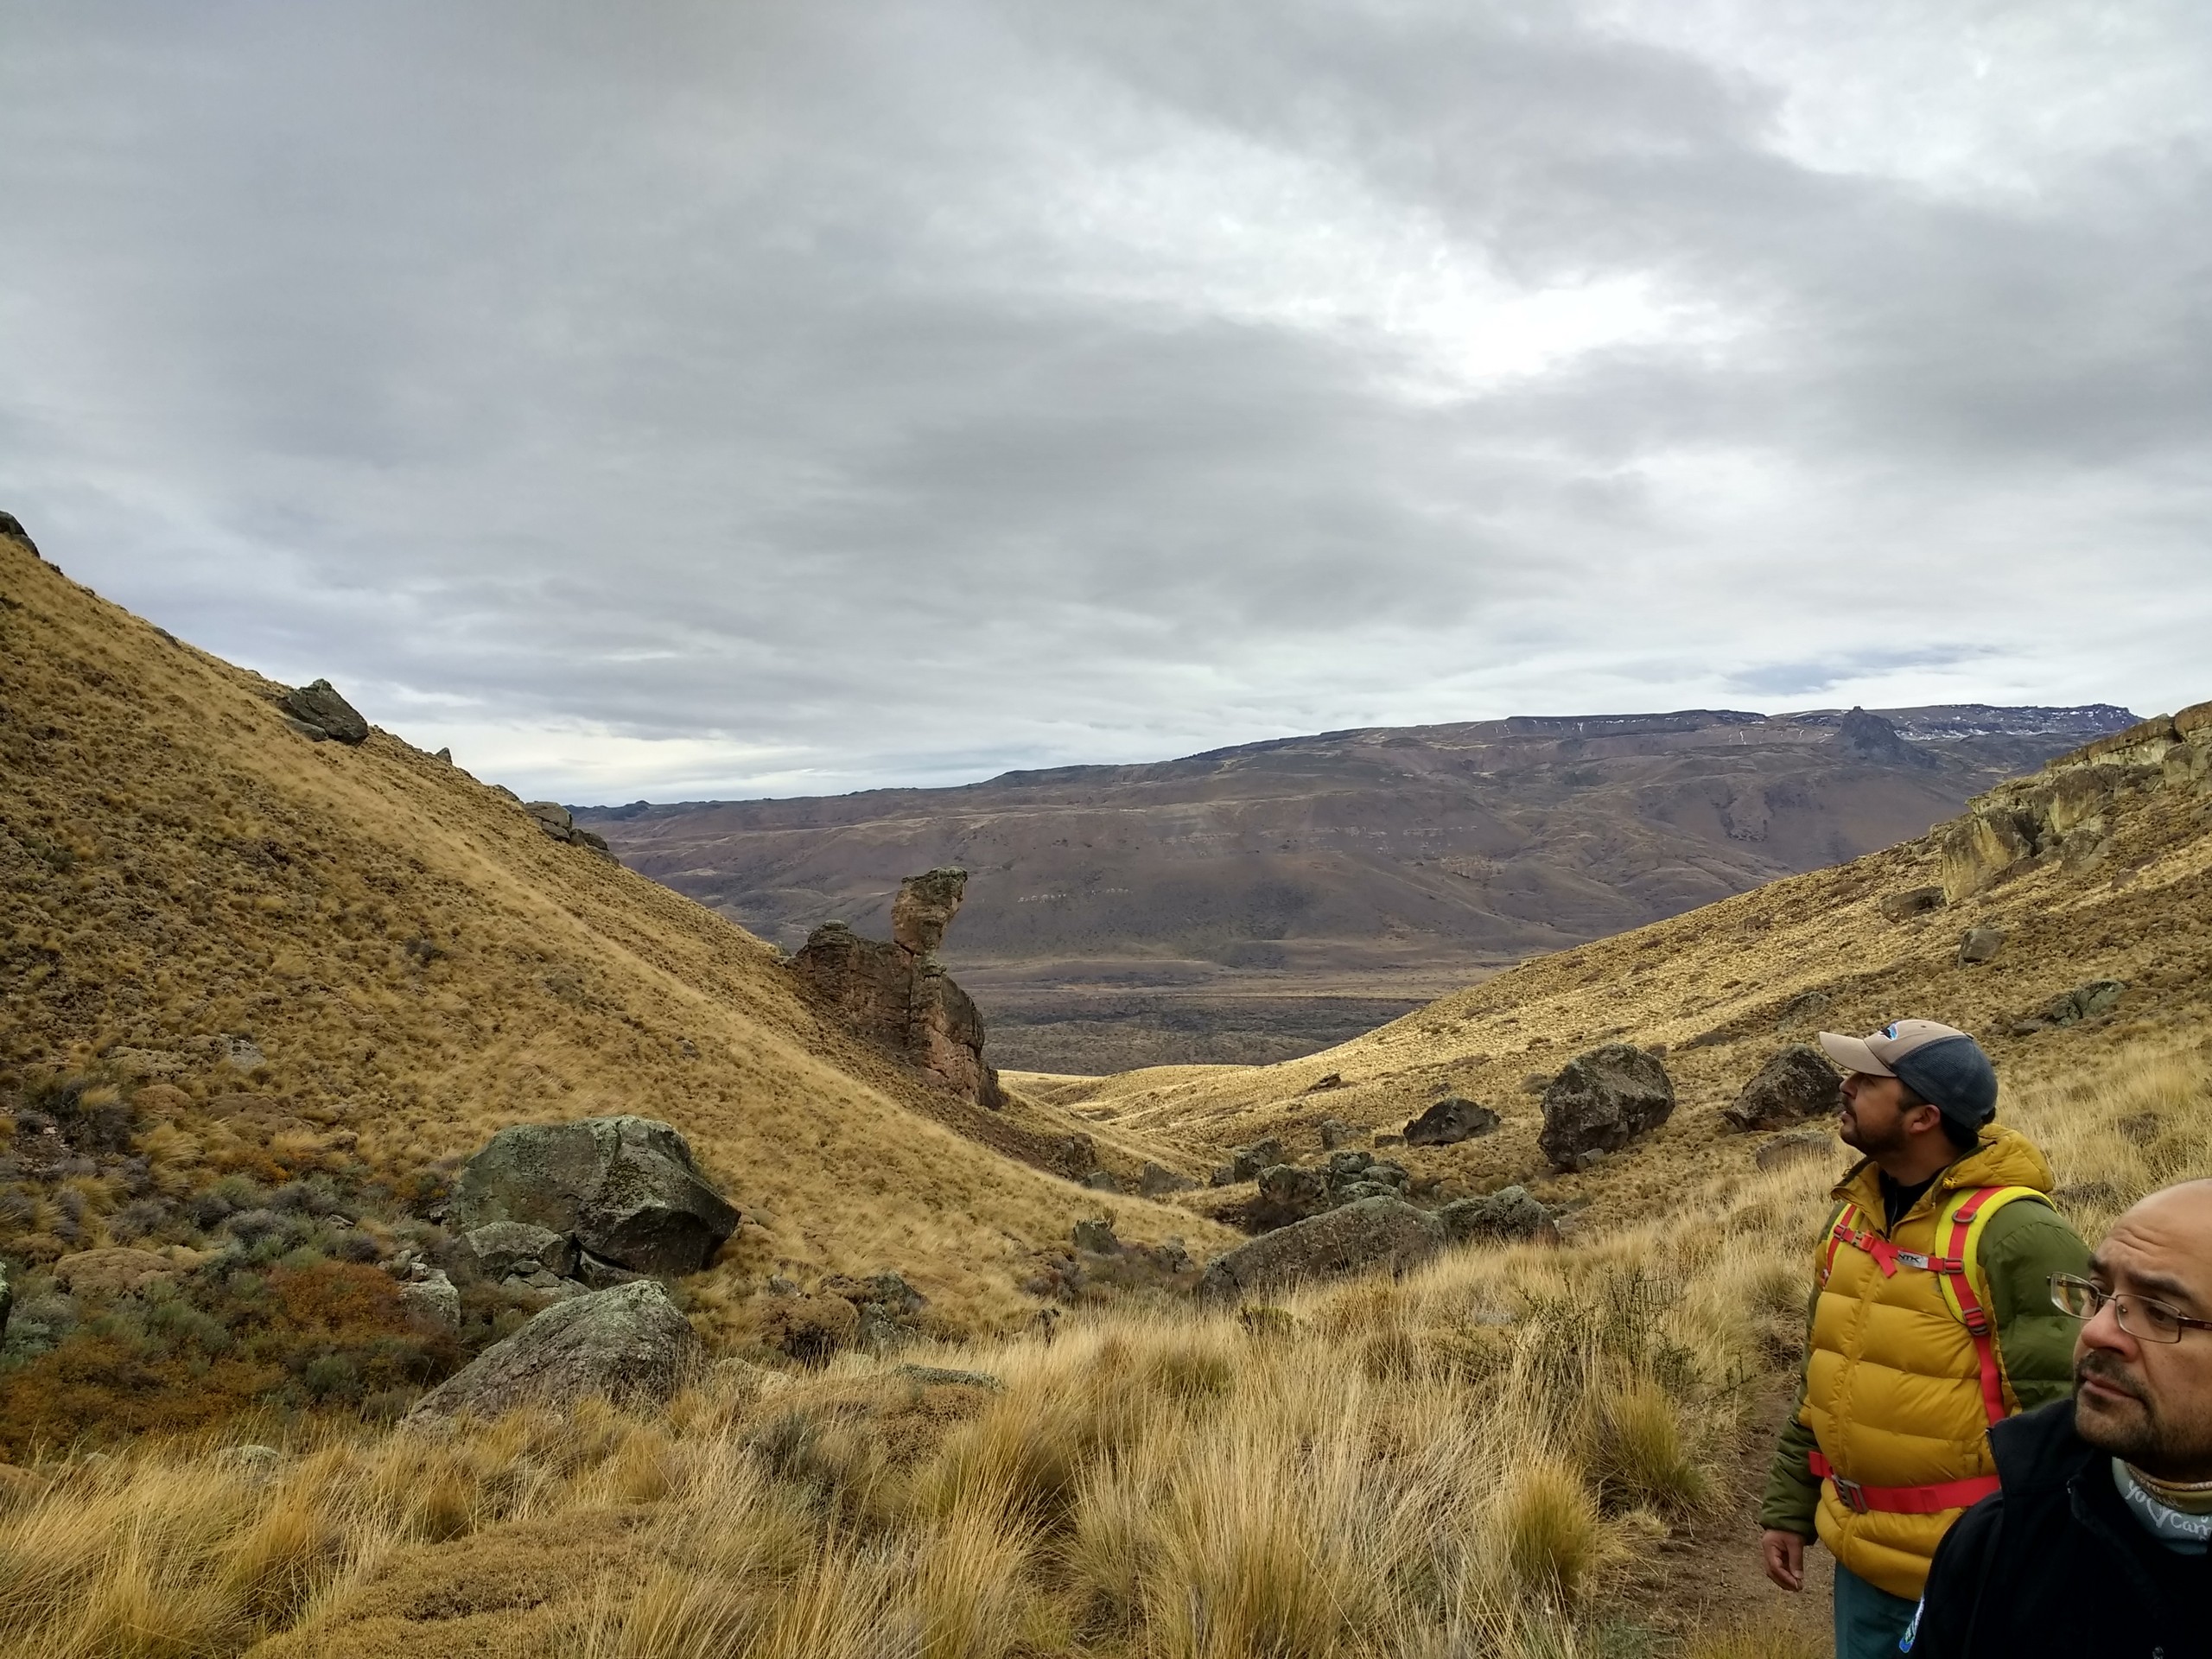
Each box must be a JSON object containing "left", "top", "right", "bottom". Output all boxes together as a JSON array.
[
  {"left": 580, "top": 704, "right": 2130, "bottom": 1071},
  {"left": 2, "top": 569, "right": 2202, "bottom": 1656},
  {"left": 0, "top": 520, "right": 1228, "bottom": 1359},
  {"left": 1055, "top": 702, "right": 2212, "bottom": 1241}
]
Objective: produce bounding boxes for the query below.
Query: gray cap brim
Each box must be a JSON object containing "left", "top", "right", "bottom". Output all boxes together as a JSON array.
[{"left": 1818, "top": 1032, "right": 1892, "bottom": 1077}]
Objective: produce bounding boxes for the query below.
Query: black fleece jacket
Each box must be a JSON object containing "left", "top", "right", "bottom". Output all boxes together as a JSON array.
[{"left": 1915, "top": 1397, "right": 2212, "bottom": 1659}]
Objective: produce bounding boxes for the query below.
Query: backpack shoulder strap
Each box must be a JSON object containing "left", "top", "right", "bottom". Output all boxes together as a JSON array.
[
  {"left": 1819, "top": 1199, "right": 1859, "bottom": 1286},
  {"left": 1936, "top": 1185, "right": 2050, "bottom": 1422}
]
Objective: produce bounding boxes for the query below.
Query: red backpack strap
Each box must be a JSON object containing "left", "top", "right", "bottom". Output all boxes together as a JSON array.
[
  {"left": 1821, "top": 1202, "right": 1859, "bottom": 1284},
  {"left": 1944, "top": 1186, "right": 2008, "bottom": 1426}
]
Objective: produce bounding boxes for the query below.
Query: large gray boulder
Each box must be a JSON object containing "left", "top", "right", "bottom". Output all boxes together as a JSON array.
[
  {"left": 1721, "top": 1045, "right": 1842, "bottom": 1133},
  {"left": 450, "top": 1116, "right": 740, "bottom": 1277},
  {"left": 1402, "top": 1096, "right": 1500, "bottom": 1147},
  {"left": 452, "top": 1221, "right": 577, "bottom": 1283},
  {"left": 1211, "top": 1137, "right": 1286, "bottom": 1186},
  {"left": 278, "top": 679, "right": 369, "bottom": 744},
  {"left": 1539, "top": 1045, "right": 1676, "bottom": 1169},
  {"left": 404, "top": 1281, "right": 697, "bottom": 1424},
  {"left": 1439, "top": 1185, "right": 1553, "bottom": 1243},
  {"left": 1199, "top": 1197, "right": 1445, "bottom": 1300},
  {"left": 397, "top": 1268, "right": 461, "bottom": 1332}
]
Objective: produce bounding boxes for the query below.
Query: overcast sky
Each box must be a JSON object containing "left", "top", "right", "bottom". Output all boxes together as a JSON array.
[{"left": 4, "top": 3, "right": 2208, "bottom": 800}]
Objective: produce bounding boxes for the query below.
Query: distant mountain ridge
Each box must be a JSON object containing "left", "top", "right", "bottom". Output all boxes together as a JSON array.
[{"left": 579, "top": 703, "right": 2136, "bottom": 1072}]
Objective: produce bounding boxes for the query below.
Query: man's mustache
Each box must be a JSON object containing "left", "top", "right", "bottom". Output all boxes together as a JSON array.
[{"left": 2077, "top": 1351, "right": 2145, "bottom": 1402}]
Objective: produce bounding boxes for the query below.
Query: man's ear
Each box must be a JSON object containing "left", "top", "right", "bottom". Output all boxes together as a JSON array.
[{"left": 1906, "top": 1102, "right": 1946, "bottom": 1136}]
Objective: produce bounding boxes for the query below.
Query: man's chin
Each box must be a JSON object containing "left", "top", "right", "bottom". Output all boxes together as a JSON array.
[{"left": 2075, "top": 1381, "right": 2152, "bottom": 1451}]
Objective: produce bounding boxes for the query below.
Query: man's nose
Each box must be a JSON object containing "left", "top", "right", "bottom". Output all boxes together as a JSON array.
[{"left": 2081, "top": 1296, "right": 2133, "bottom": 1357}]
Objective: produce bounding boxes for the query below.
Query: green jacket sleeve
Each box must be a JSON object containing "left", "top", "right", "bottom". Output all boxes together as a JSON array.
[
  {"left": 1758, "top": 1274, "right": 1825, "bottom": 1537},
  {"left": 1980, "top": 1198, "right": 2092, "bottom": 1412}
]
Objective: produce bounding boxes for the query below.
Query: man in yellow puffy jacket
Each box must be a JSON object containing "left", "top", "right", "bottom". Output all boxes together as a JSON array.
[{"left": 1758, "top": 1020, "right": 2089, "bottom": 1659}]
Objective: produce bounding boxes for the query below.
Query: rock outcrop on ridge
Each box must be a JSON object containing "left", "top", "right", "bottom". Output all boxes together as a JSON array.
[
  {"left": 1941, "top": 703, "right": 2212, "bottom": 899},
  {"left": 791, "top": 868, "right": 1005, "bottom": 1109}
]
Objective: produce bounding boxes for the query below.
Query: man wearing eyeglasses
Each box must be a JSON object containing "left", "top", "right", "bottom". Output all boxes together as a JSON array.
[
  {"left": 1758, "top": 1020, "right": 2091, "bottom": 1659},
  {"left": 1912, "top": 1179, "right": 2212, "bottom": 1657}
]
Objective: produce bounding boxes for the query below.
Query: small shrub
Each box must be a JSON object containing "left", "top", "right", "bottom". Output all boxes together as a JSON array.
[
  {"left": 183, "top": 1187, "right": 238, "bottom": 1230},
  {"left": 1497, "top": 1458, "right": 1601, "bottom": 1605},
  {"left": 110, "top": 1197, "right": 171, "bottom": 1241},
  {"left": 226, "top": 1207, "right": 289, "bottom": 1245},
  {"left": 1593, "top": 1382, "right": 1711, "bottom": 1515}
]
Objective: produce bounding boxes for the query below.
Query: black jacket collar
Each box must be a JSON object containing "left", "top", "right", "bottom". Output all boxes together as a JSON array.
[{"left": 1989, "top": 1396, "right": 2098, "bottom": 1498}]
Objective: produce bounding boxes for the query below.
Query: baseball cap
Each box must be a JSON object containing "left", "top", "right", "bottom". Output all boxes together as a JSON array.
[{"left": 1818, "top": 1020, "right": 1999, "bottom": 1128}]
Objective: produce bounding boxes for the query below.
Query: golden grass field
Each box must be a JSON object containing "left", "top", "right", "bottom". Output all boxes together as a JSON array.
[
  {"left": 3, "top": 516, "right": 2209, "bottom": 1655},
  {"left": 3, "top": 1041, "right": 2205, "bottom": 1658}
]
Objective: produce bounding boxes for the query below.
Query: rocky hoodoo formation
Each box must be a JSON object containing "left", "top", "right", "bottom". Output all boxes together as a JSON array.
[
  {"left": 1941, "top": 702, "right": 2212, "bottom": 899},
  {"left": 790, "top": 868, "right": 1004, "bottom": 1109},
  {"left": 1721, "top": 1045, "right": 1843, "bottom": 1132},
  {"left": 1402, "top": 1095, "right": 1499, "bottom": 1147},
  {"left": 404, "top": 1281, "right": 698, "bottom": 1424},
  {"left": 450, "top": 1116, "right": 741, "bottom": 1283},
  {"left": 277, "top": 679, "right": 370, "bottom": 745},
  {"left": 1538, "top": 1044, "right": 1676, "bottom": 1170},
  {"left": 1199, "top": 1197, "right": 1445, "bottom": 1300}
]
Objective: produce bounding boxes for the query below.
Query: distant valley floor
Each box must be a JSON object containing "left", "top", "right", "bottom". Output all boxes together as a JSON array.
[{"left": 582, "top": 702, "right": 2134, "bottom": 1072}]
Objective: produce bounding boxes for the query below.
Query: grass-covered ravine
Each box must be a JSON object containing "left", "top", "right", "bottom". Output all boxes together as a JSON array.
[{"left": 2, "top": 1041, "right": 2204, "bottom": 1659}]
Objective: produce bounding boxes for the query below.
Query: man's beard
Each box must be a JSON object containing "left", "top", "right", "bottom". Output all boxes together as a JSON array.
[
  {"left": 1838, "top": 1103, "right": 1905, "bottom": 1157},
  {"left": 2075, "top": 1351, "right": 2163, "bottom": 1462}
]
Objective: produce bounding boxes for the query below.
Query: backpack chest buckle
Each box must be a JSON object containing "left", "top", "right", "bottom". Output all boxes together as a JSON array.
[{"left": 1831, "top": 1474, "right": 1871, "bottom": 1514}]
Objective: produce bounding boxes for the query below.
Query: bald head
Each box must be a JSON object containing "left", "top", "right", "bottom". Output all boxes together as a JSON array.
[{"left": 2074, "top": 1179, "right": 2212, "bottom": 1481}]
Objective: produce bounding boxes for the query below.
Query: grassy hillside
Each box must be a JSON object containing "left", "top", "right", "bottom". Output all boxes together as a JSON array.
[
  {"left": 0, "top": 521, "right": 1230, "bottom": 1446},
  {"left": 1048, "top": 702, "right": 2212, "bottom": 1243},
  {"left": 4, "top": 518, "right": 2207, "bottom": 1658}
]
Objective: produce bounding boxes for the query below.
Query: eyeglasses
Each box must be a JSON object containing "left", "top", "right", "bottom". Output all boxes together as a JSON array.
[{"left": 2050, "top": 1273, "right": 2212, "bottom": 1344}]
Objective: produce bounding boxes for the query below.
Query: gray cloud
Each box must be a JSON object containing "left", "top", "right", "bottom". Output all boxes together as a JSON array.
[{"left": 2, "top": 0, "right": 2207, "bottom": 799}]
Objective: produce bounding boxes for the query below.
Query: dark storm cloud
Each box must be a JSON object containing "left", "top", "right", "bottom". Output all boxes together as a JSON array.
[{"left": 2, "top": 0, "right": 2207, "bottom": 798}]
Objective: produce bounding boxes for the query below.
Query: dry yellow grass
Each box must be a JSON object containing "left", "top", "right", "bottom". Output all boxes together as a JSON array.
[
  {"left": 1060, "top": 705, "right": 2212, "bottom": 1240},
  {"left": 0, "top": 1037, "right": 2196, "bottom": 1659},
  {"left": 9, "top": 518, "right": 2212, "bottom": 1655},
  {"left": 0, "top": 531, "right": 1230, "bottom": 1341}
]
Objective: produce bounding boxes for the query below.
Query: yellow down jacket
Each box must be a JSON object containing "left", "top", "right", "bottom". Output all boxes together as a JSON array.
[{"left": 1799, "top": 1127, "right": 2063, "bottom": 1599}]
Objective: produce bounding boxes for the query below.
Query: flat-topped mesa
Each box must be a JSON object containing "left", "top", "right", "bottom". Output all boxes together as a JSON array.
[{"left": 791, "top": 868, "right": 1005, "bottom": 1109}]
